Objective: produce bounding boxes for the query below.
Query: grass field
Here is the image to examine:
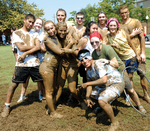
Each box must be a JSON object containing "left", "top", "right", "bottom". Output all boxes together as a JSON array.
[{"left": 0, "top": 46, "right": 150, "bottom": 131}]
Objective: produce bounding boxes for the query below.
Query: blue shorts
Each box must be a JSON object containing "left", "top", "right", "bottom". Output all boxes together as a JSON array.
[{"left": 123, "top": 57, "right": 138, "bottom": 73}]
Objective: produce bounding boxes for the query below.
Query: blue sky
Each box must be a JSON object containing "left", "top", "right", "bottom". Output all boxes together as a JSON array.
[{"left": 27, "top": 0, "right": 100, "bottom": 22}]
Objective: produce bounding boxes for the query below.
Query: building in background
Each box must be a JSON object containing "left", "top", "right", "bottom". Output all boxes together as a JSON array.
[{"left": 135, "top": 0, "right": 150, "bottom": 8}]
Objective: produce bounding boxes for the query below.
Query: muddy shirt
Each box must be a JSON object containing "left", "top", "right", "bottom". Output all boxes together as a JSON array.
[
  {"left": 73, "top": 26, "right": 86, "bottom": 40},
  {"left": 92, "top": 44, "right": 125, "bottom": 73},
  {"left": 98, "top": 27, "right": 109, "bottom": 39},
  {"left": 13, "top": 29, "right": 40, "bottom": 67},
  {"left": 87, "top": 60, "right": 124, "bottom": 97},
  {"left": 121, "top": 18, "right": 143, "bottom": 54},
  {"left": 107, "top": 29, "right": 135, "bottom": 60}
]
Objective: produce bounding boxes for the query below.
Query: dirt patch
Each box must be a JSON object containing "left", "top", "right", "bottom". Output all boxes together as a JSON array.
[{"left": 0, "top": 83, "right": 150, "bottom": 131}]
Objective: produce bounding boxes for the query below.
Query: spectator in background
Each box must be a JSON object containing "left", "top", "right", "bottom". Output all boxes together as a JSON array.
[{"left": 2, "top": 33, "right": 6, "bottom": 45}]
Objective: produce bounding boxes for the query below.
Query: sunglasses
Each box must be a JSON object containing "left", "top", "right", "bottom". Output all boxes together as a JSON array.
[
  {"left": 90, "top": 41, "right": 99, "bottom": 45},
  {"left": 76, "top": 17, "right": 84, "bottom": 20},
  {"left": 80, "top": 57, "right": 88, "bottom": 62}
]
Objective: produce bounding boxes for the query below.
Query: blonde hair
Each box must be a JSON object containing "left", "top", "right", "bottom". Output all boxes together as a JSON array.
[
  {"left": 56, "top": 22, "right": 67, "bottom": 30},
  {"left": 36, "top": 18, "right": 44, "bottom": 25}
]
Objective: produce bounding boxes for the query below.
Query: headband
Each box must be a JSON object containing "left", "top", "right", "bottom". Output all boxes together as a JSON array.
[
  {"left": 90, "top": 32, "right": 102, "bottom": 40},
  {"left": 78, "top": 52, "right": 92, "bottom": 61},
  {"left": 106, "top": 18, "right": 119, "bottom": 28}
]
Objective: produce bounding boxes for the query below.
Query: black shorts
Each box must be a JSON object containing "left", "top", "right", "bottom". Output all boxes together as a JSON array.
[
  {"left": 13, "top": 48, "right": 17, "bottom": 53},
  {"left": 12, "top": 66, "right": 43, "bottom": 83}
]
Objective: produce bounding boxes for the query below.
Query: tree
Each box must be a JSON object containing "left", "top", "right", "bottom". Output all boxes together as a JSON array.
[
  {"left": 0, "top": 0, "right": 44, "bottom": 31},
  {"left": 67, "top": 0, "right": 150, "bottom": 26}
]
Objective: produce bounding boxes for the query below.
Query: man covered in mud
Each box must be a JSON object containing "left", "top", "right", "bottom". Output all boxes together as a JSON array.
[
  {"left": 119, "top": 5, "right": 150, "bottom": 104},
  {"left": 73, "top": 12, "right": 86, "bottom": 40},
  {"left": 1, "top": 14, "right": 42, "bottom": 117}
]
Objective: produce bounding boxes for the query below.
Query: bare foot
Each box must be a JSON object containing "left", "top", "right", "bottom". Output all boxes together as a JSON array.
[{"left": 108, "top": 121, "right": 119, "bottom": 131}]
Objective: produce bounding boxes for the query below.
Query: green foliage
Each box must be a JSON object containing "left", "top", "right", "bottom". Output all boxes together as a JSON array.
[
  {"left": 68, "top": 0, "right": 150, "bottom": 26},
  {"left": 0, "top": 0, "right": 44, "bottom": 31}
]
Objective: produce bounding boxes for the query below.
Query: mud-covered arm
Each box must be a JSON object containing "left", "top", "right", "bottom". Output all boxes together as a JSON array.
[
  {"left": 15, "top": 42, "right": 35, "bottom": 51},
  {"left": 78, "top": 75, "right": 107, "bottom": 89},
  {"left": 40, "top": 35, "right": 47, "bottom": 53},
  {"left": 126, "top": 32, "right": 141, "bottom": 62},
  {"left": 77, "top": 37, "right": 88, "bottom": 50},
  {"left": 18, "top": 38, "right": 41, "bottom": 62},
  {"left": 139, "top": 31, "right": 146, "bottom": 62}
]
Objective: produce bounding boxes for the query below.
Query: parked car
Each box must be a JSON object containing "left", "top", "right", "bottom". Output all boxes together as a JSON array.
[{"left": 145, "top": 34, "right": 150, "bottom": 41}]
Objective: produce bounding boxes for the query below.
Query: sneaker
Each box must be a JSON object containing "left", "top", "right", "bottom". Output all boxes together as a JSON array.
[
  {"left": 125, "top": 96, "right": 131, "bottom": 106},
  {"left": 46, "top": 108, "right": 50, "bottom": 115},
  {"left": 138, "top": 105, "right": 147, "bottom": 114},
  {"left": 1, "top": 106, "right": 10, "bottom": 117},
  {"left": 108, "top": 121, "right": 119, "bottom": 131},
  {"left": 50, "top": 112, "right": 63, "bottom": 119},
  {"left": 39, "top": 94, "right": 43, "bottom": 101},
  {"left": 17, "top": 95, "right": 26, "bottom": 103}
]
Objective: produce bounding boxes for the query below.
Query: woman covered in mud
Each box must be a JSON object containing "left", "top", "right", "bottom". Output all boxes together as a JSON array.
[
  {"left": 54, "top": 22, "right": 87, "bottom": 110},
  {"left": 78, "top": 49, "right": 125, "bottom": 131},
  {"left": 39, "top": 21, "right": 73, "bottom": 118}
]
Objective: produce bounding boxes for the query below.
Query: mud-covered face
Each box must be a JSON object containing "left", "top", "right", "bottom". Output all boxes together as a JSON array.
[
  {"left": 90, "top": 37, "right": 102, "bottom": 50},
  {"left": 76, "top": 14, "right": 85, "bottom": 25},
  {"left": 57, "top": 26, "right": 67, "bottom": 38},
  {"left": 90, "top": 24, "right": 98, "bottom": 34},
  {"left": 34, "top": 19, "right": 43, "bottom": 32},
  {"left": 120, "top": 8, "right": 129, "bottom": 21},
  {"left": 45, "top": 23, "right": 56, "bottom": 37},
  {"left": 24, "top": 18, "right": 35, "bottom": 31},
  {"left": 98, "top": 13, "right": 107, "bottom": 25},
  {"left": 81, "top": 57, "right": 92, "bottom": 69},
  {"left": 57, "top": 11, "right": 66, "bottom": 22},
  {"left": 108, "top": 21, "right": 118, "bottom": 35}
]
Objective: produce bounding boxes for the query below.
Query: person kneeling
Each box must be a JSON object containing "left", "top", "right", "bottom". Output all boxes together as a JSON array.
[{"left": 78, "top": 49, "right": 125, "bottom": 131}]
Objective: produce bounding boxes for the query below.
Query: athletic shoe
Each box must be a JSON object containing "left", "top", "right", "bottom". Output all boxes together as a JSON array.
[
  {"left": 125, "top": 96, "right": 131, "bottom": 106},
  {"left": 143, "top": 94, "right": 150, "bottom": 104},
  {"left": 1, "top": 106, "right": 10, "bottom": 117},
  {"left": 39, "top": 94, "right": 43, "bottom": 101},
  {"left": 138, "top": 105, "right": 147, "bottom": 114},
  {"left": 50, "top": 112, "right": 63, "bottom": 119},
  {"left": 17, "top": 95, "right": 26, "bottom": 103}
]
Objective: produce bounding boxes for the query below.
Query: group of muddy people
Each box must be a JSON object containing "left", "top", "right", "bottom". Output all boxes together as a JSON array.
[{"left": 1, "top": 4, "right": 150, "bottom": 131}]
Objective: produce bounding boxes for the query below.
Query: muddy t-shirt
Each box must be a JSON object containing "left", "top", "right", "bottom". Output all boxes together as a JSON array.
[
  {"left": 107, "top": 29, "right": 135, "bottom": 60},
  {"left": 122, "top": 18, "right": 143, "bottom": 54},
  {"left": 92, "top": 44, "right": 125, "bottom": 73},
  {"left": 13, "top": 29, "right": 40, "bottom": 67},
  {"left": 87, "top": 60, "right": 123, "bottom": 97}
]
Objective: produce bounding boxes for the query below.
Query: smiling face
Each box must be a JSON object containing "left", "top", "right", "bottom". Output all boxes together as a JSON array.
[
  {"left": 90, "top": 24, "right": 98, "bottom": 34},
  {"left": 90, "top": 37, "right": 102, "bottom": 50},
  {"left": 119, "top": 8, "right": 129, "bottom": 21},
  {"left": 24, "top": 18, "right": 35, "bottom": 31},
  {"left": 98, "top": 13, "right": 107, "bottom": 25},
  {"left": 108, "top": 21, "right": 118, "bottom": 35},
  {"left": 57, "top": 11, "right": 66, "bottom": 22},
  {"left": 45, "top": 23, "right": 56, "bottom": 37},
  {"left": 80, "top": 57, "right": 92, "bottom": 69},
  {"left": 75, "top": 14, "right": 85, "bottom": 25},
  {"left": 57, "top": 26, "right": 67, "bottom": 38},
  {"left": 34, "top": 19, "right": 43, "bottom": 32}
]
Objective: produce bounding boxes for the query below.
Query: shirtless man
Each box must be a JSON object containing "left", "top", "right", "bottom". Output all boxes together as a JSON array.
[
  {"left": 1, "top": 14, "right": 42, "bottom": 117},
  {"left": 119, "top": 5, "right": 150, "bottom": 103},
  {"left": 74, "top": 12, "right": 86, "bottom": 40}
]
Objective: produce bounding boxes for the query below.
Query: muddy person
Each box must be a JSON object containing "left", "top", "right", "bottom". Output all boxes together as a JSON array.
[
  {"left": 78, "top": 49, "right": 125, "bottom": 131},
  {"left": 119, "top": 5, "right": 150, "bottom": 104},
  {"left": 17, "top": 18, "right": 46, "bottom": 103},
  {"left": 73, "top": 12, "right": 86, "bottom": 40},
  {"left": 91, "top": 32, "right": 146, "bottom": 114},
  {"left": 1, "top": 14, "right": 43, "bottom": 118},
  {"left": 97, "top": 11, "right": 109, "bottom": 38},
  {"left": 39, "top": 21, "right": 74, "bottom": 118},
  {"left": 52, "top": 22, "right": 87, "bottom": 110}
]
